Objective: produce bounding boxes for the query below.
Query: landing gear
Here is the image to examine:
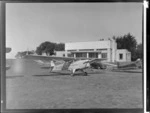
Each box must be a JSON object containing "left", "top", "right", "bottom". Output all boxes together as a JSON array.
[
  {"left": 70, "top": 69, "right": 88, "bottom": 76},
  {"left": 71, "top": 73, "right": 74, "bottom": 77},
  {"left": 49, "top": 67, "right": 54, "bottom": 73},
  {"left": 70, "top": 69, "right": 76, "bottom": 77},
  {"left": 81, "top": 70, "right": 88, "bottom": 76},
  {"left": 84, "top": 72, "right": 88, "bottom": 76}
]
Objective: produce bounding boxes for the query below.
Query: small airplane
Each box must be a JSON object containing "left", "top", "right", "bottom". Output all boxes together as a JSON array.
[
  {"left": 23, "top": 54, "right": 142, "bottom": 75},
  {"left": 101, "top": 59, "right": 142, "bottom": 71},
  {"left": 23, "top": 54, "right": 107, "bottom": 76},
  {"left": 6, "top": 47, "right": 11, "bottom": 70}
]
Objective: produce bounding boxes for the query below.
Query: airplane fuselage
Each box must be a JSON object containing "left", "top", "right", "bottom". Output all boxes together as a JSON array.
[
  {"left": 68, "top": 59, "right": 90, "bottom": 71},
  {"left": 50, "top": 59, "right": 91, "bottom": 76}
]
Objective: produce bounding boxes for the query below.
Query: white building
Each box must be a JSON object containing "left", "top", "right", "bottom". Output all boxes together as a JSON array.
[
  {"left": 55, "top": 51, "right": 66, "bottom": 57},
  {"left": 56, "top": 38, "right": 131, "bottom": 62},
  {"left": 116, "top": 49, "right": 131, "bottom": 62}
]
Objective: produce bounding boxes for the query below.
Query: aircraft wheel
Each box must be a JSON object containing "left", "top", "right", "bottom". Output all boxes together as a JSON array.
[
  {"left": 84, "top": 72, "right": 88, "bottom": 76},
  {"left": 71, "top": 73, "right": 74, "bottom": 77}
]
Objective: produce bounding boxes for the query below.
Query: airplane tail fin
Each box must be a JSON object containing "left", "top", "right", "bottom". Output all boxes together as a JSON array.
[
  {"left": 50, "top": 60, "right": 67, "bottom": 71},
  {"left": 134, "top": 59, "right": 142, "bottom": 68},
  {"left": 62, "top": 61, "right": 73, "bottom": 70},
  {"left": 117, "top": 59, "right": 142, "bottom": 69}
]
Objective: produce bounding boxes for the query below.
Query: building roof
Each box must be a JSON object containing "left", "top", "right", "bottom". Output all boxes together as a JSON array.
[
  {"left": 116, "top": 49, "right": 131, "bottom": 53},
  {"left": 65, "top": 40, "right": 114, "bottom": 50}
]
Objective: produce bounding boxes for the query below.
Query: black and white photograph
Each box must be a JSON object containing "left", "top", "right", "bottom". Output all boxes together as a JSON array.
[{"left": 4, "top": 2, "right": 144, "bottom": 111}]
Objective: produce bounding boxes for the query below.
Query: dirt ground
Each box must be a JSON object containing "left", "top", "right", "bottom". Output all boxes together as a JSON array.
[{"left": 5, "top": 59, "right": 143, "bottom": 109}]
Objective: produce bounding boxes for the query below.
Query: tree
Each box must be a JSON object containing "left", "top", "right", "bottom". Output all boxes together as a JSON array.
[
  {"left": 15, "top": 50, "right": 35, "bottom": 58},
  {"left": 55, "top": 43, "right": 65, "bottom": 51},
  {"left": 36, "top": 41, "right": 56, "bottom": 56},
  {"left": 136, "top": 43, "right": 143, "bottom": 60},
  {"left": 36, "top": 41, "right": 65, "bottom": 56},
  {"left": 115, "top": 33, "right": 137, "bottom": 61},
  {"left": 36, "top": 46, "right": 43, "bottom": 55}
]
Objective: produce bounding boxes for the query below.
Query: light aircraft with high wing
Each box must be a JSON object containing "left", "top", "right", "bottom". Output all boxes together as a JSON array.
[
  {"left": 101, "top": 59, "right": 142, "bottom": 71},
  {"left": 24, "top": 54, "right": 142, "bottom": 76},
  {"left": 24, "top": 55, "right": 107, "bottom": 76}
]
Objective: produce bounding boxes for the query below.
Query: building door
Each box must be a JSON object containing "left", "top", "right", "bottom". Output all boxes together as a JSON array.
[{"left": 119, "top": 53, "right": 123, "bottom": 60}]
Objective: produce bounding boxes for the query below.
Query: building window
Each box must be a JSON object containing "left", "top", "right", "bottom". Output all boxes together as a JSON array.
[
  {"left": 63, "top": 54, "right": 65, "bottom": 57},
  {"left": 119, "top": 54, "right": 123, "bottom": 60},
  {"left": 67, "top": 50, "right": 77, "bottom": 52},
  {"left": 102, "top": 53, "right": 107, "bottom": 58},
  {"left": 67, "top": 53, "right": 73, "bottom": 57},
  {"left": 76, "top": 53, "right": 87, "bottom": 58},
  {"left": 89, "top": 53, "right": 98, "bottom": 58},
  {"left": 96, "top": 49, "right": 107, "bottom": 51}
]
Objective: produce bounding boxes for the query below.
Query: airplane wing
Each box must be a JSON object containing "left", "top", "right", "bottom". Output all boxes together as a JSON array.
[
  {"left": 24, "top": 55, "right": 110, "bottom": 68},
  {"left": 23, "top": 54, "right": 76, "bottom": 62},
  {"left": 83, "top": 58, "right": 107, "bottom": 64},
  {"left": 24, "top": 54, "right": 108, "bottom": 62}
]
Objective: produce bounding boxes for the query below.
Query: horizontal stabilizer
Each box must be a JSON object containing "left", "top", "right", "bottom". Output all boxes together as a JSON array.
[{"left": 101, "top": 62, "right": 118, "bottom": 67}]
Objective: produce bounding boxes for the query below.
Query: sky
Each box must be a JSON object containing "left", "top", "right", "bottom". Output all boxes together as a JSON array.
[{"left": 6, "top": 3, "right": 143, "bottom": 58}]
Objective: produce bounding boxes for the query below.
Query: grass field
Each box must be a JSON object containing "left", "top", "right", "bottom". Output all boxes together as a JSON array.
[{"left": 6, "top": 59, "right": 143, "bottom": 109}]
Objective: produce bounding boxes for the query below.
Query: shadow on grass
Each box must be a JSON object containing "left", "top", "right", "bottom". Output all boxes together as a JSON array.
[
  {"left": 32, "top": 73, "right": 89, "bottom": 77},
  {"left": 112, "top": 70, "right": 142, "bottom": 73},
  {"left": 40, "top": 67, "right": 50, "bottom": 69},
  {"left": 32, "top": 70, "right": 106, "bottom": 77},
  {"left": 6, "top": 75, "right": 24, "bottom": 79}
]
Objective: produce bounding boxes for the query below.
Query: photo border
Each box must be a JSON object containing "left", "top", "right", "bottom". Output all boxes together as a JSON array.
[{"left": 0, "top": 0, "right": 147, "bottom": 113}]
